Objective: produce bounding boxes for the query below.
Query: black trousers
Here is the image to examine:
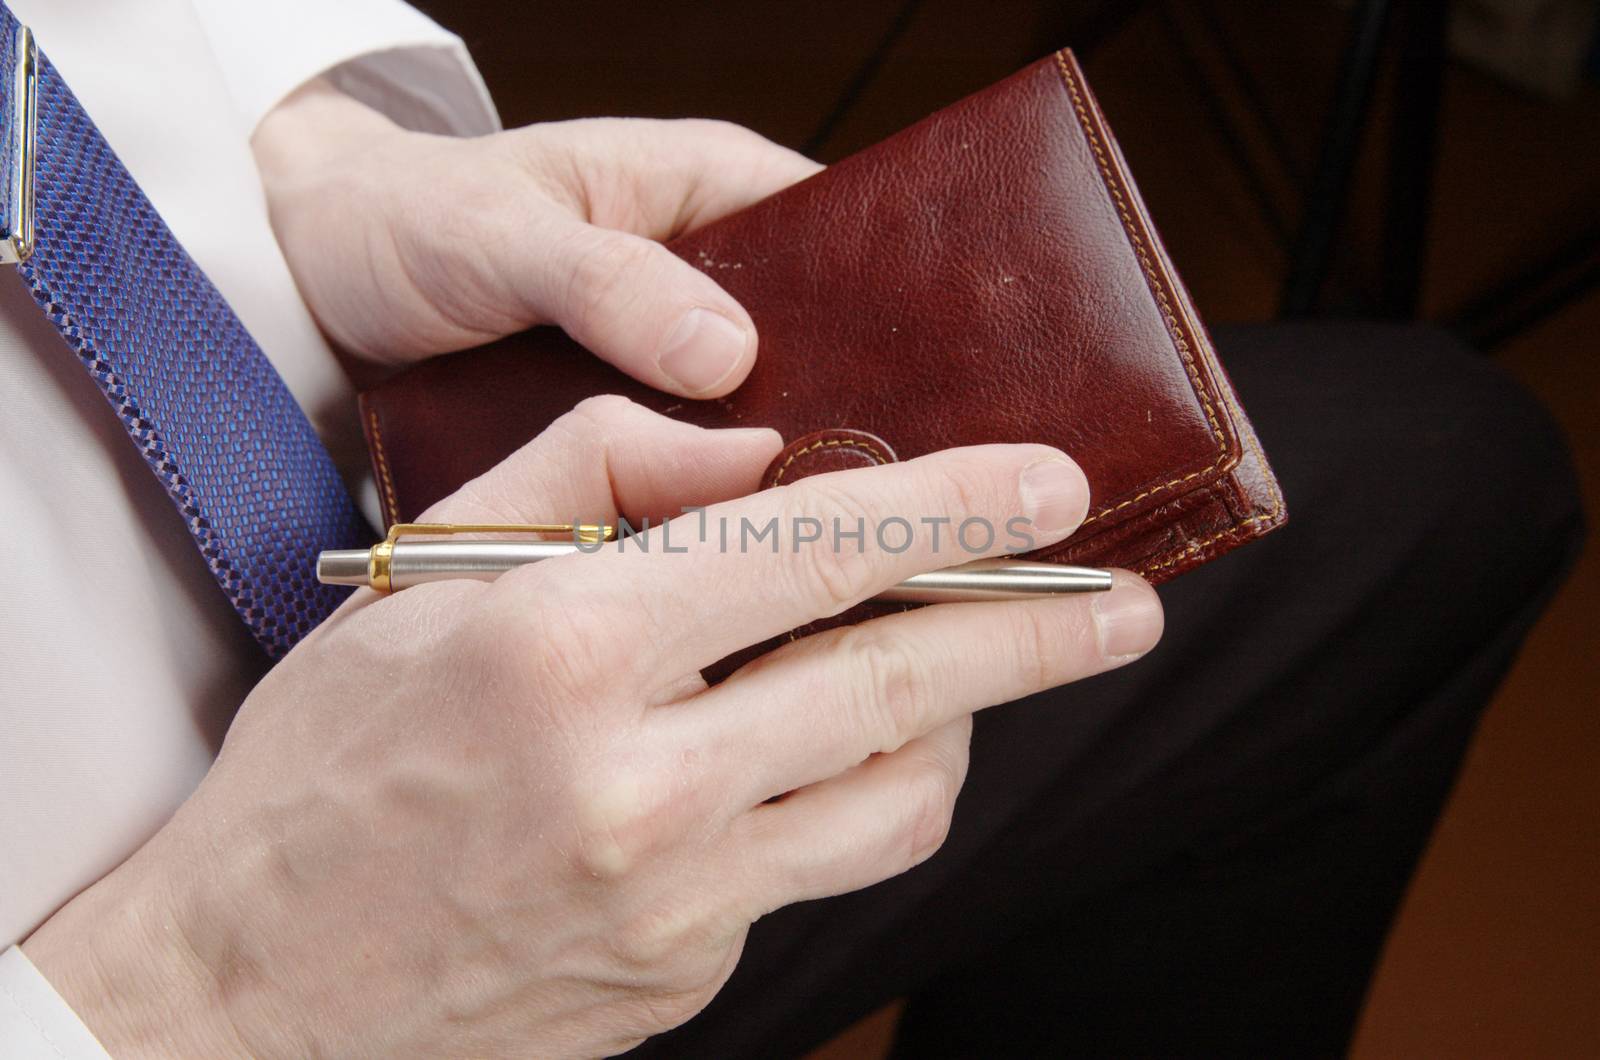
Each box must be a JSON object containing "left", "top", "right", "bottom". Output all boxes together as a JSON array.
[{"left": 637, "top": 323, "right": 1586, "bottom": 1058}]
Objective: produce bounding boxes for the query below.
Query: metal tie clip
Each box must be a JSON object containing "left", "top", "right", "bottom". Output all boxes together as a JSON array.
[{"left": 0, "top": 23, "right": 35, "bottom": 265}]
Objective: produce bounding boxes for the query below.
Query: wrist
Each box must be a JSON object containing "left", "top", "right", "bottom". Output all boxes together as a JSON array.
[
  {"left": 251, "top": 76, "right": 409, "bottom": 192},
  {"left": 21, "top": 834, "right": 264, "bottom": 1058},
  {"left": 249, "top": 76, "right": 445, "bottom": 369}
]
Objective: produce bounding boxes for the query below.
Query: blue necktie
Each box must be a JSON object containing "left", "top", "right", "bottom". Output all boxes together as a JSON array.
[{"left": 0, "top": 9, "right": 368, "bottom": 659}]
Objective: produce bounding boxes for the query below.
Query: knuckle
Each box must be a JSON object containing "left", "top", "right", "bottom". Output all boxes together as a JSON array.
[
  {"left": 1011, "top": 602, "right": 1063, "bottom": 692},
  {"left": 803, "top": 538, "right": 871, "bottom": 614},
  {"left": 783, "top": 481, "right": 880, "bottom": 610},
  {"left": 842, "top": 627, "right": 933, "bottom": 752},
  {"left": 674, "top": 116, "right": 744, "bottom": 142},
  {"left": 477, "top": 574, "right": 627, "bottom": 698},
  {"left": 613, "top": 945, "right": 734, "bottom": 1044},
  {"left": 441, "top": 471, "right": 520, "bottom": 524},
  {"left": 531, "top": 588, "right": 628, "bottom": 679},
  {"left": 604, "top": 911, "right": 743, "bottom": 1044},
  {"left": 562, "top": 232, "right": 659, "bottom": 336},
  {"left": 903, "top": 761, "right": 959, "bottom": 867},
  {"left": 947, "top": 716, "right": 975, "bottom": 788},
  {"left": 928, "top": 457, "right": 992, "bottom": 524},
  {"left": 609, "top": 903, "right": 699, "bottom": 970},
  {"left": 669, "top": 117, "right": 773, "bottom": 159},
  {"left": 569, "top": 393, "right": 640, "bottom": 430},
  {"left": 725, "top": 812, "right": 813, "bottom": 916},
  {"left": 569, "top": 761, "right": 674, "bottom": 880}
]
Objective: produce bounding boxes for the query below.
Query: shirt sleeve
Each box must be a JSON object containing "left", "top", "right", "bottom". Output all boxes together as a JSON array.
[
  {"left": 0, "top": 947, "right": 112, "bottom": 1060},
  {"left": 188, "top": 0, "right": 501, "bottom": 136}
]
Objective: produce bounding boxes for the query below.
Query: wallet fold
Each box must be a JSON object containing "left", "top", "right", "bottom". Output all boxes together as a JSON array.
[{"left": 359, "top": 49, "right": 1286, "bottom": 585}]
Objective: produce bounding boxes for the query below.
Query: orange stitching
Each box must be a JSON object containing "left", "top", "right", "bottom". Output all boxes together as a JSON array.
[
  {"left": 1052, "top": 48, "right": 1284, "bottom": 573},
  {"left": 1052, "top": 51, "right": 1230, "bottom": 528},
  {"left": 1078, "top": 463, "right": 1218, "bottom": 524},
  {"left": 367, "top": 406, "right": 400, "bottom": 527},
  {"left": 1136, "top": 366, "right": 1286, "bottom": 576},
  {"left": 772, "top": 436, "right": 891, "bottom": 484},
  {"left": 1137, "top": 511, "right": 1278, "bottom": 575}
]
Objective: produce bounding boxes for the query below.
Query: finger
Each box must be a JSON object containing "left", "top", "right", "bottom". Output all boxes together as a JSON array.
[
  {"left": 665, "top": 121, "right": 822, "bottom": 229},
  {"left": 334, "top": 398, "right": 777, "bottom": 628},
  {"left": 661, "top": 571, "right": 1162, "bottom": 809},
  {"left": 509, "top": 211, "right": 760, "bottom": 398},
  {"left": 493, "top": 119, "right": 818, "bottom": 398},
  {"left": 725, "top": 715, "right": 973, "bottom": 916},
  {"left": 424, "top": 394, "right": 782, "bottom": 527},
  {"left": 523, "top": 117, "right": 823, "bottom": 238},
  {"left": 529, "top": 443, "right": 1092, "bottom": 681}
]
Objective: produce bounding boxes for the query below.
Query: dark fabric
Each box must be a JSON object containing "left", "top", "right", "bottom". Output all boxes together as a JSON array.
[{"left": 634, "top": 322, "right": 1586, "bottom": 1059}]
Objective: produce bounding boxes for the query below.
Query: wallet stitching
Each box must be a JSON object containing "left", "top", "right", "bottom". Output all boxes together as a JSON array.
[
  {"left": 1053, "top": 51, "right": 1230, "bottom": 528},
  {"left": 1137, "top": 383, "right": 1286, "bottom": 576},
  {"left": 772, "top": 436, "right": 891, "bottom": 484},
  {"left": 1140, "top": 512, "right": 1276, "bottom": 576},
  {"left": 367, "top": 406, "right": 401, "bottom": 528}
]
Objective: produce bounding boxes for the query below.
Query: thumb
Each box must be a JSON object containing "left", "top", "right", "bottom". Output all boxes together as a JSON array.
[
  {"left": 504, "top": 214, "right": 754, "bottom": 398},
  {"left": 494, "top": 118, "right": 821, "bottom": 398}
]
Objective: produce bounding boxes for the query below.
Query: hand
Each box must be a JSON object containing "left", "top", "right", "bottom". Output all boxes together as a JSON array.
[
  {"left": 252, "top": 80, "right": 821, "bottom": 395},
  {"left": 23, "top": 398, "right": 1162, "bottom": 1057}
]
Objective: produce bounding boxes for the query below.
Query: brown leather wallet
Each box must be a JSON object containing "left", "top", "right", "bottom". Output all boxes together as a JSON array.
[{"left": 359, "top": 50, "right": 1285, "bottom": 585}]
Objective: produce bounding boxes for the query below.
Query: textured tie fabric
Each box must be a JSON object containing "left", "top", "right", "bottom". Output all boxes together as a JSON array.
[{"left": 0, "top": 6, "right": 368, "bottom": 659}]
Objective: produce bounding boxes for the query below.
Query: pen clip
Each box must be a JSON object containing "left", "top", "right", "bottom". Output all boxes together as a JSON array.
[{"left": 371, "top": 522, "right": 615, "bottom": 592}]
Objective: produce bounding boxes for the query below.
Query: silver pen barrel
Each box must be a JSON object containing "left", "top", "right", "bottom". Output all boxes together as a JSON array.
[
  {"left": 317, "top": 541, "right": 1112, "bottom": 599},
  {"left": 877, "top": 557, "right": 1111, "bottom": 601},
  {"left": 389, "top": 540, "right": 576, "bottom": 586},
  {"left": 317, "top": 540, "right": 578, "bottom": 589}
]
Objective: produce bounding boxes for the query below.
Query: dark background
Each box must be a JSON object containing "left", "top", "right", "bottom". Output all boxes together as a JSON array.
[{"left": 410, "top": 2, "right": 1600, "bottom": 1055}]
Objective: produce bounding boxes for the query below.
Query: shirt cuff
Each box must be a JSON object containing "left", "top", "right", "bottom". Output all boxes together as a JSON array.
[
  {"left": 0, "top": 947, "right": 112, "bottom": 1060},
  {"left": 190, "top": 0, "right": 501, "bottom": 136}
]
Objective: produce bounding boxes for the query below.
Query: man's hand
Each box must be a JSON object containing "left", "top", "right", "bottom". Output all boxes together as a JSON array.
[
  {"left": 22, "top": 398, "right": 1162, "bottom": 1057},
  {"left": 252, "top": 80, "right": 822, "bottom": 395}
]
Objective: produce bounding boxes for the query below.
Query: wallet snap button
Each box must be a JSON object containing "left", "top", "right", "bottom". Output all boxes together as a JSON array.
[{"left": 761, "top": 428, "right": 898, "bottom": 489}]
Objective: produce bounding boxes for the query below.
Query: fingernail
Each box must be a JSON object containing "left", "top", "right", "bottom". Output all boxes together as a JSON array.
[
  {"left": 658, "top": 307, "right": 749, "bottom": 394},
  {"left": 1018, "top": 456, "right": 1089, "bottom": 535},
  {"left": 1091, "top": 575, "right": 1163, "bottom": 658}
]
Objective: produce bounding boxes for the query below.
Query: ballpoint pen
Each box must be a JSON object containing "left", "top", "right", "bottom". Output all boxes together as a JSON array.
[{"left": 317, "top": 523, "right": 1114, "bottom": 602}]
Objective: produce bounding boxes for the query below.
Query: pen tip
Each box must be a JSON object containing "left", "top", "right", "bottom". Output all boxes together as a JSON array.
[{"left": 316, "top": 549, "right": 370, "bottom": 587}]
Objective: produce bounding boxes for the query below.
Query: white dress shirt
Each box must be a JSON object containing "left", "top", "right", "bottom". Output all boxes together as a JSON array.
[{"left": 0, "top": 1, "right": 498, "bottom": 1054}]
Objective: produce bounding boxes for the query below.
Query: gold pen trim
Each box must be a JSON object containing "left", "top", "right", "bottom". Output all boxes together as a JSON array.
[{"left": 367, "top": 522, "right": 616, "bottom": 594}]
